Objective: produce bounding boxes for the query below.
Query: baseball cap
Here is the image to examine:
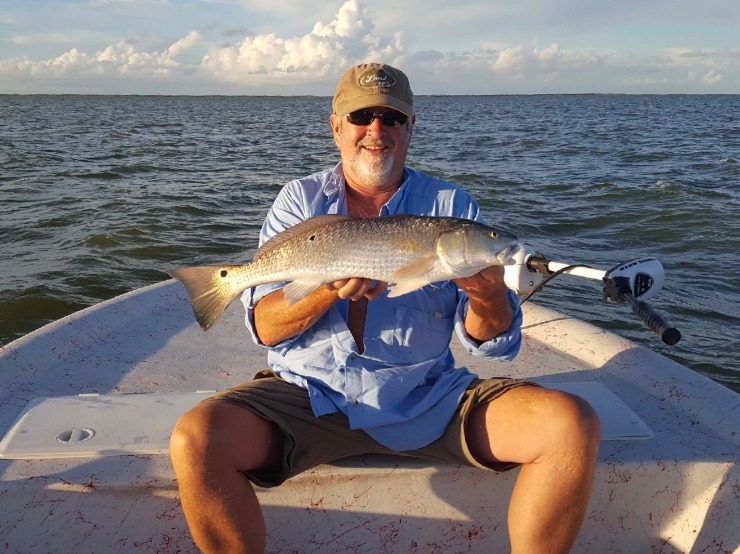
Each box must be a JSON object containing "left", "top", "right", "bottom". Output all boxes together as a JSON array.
[{"left": 332, "top": 63, "right": 414, "bottom": 116}]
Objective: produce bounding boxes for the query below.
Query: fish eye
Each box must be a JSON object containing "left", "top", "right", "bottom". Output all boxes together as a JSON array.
[{"left": 488, "top": 230, "right": 498, "bottom": 239}]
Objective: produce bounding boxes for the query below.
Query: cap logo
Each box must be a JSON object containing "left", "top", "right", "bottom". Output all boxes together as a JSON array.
[{"left": 359, "top": 69, "right": 396, "bottom": 88}]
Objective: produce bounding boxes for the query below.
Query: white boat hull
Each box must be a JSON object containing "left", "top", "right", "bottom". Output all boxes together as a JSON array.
[{"left": 1, "top": 281, "right": 738, "bottom": 553}]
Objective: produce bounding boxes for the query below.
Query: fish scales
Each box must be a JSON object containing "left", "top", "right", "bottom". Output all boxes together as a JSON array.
[{"left": 250, "top": 216, "right": 450, "bottom": 284}]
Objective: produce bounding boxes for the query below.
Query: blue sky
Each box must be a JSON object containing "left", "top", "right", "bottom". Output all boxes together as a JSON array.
[{"left": 1, "top": 0, "right": 738, "bottom": 95}]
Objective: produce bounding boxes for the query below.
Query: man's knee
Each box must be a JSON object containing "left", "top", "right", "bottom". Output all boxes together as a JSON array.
[
  {"left": 547, "top": 390, "right": 601, "bottom": 458},
  {"left": 467, "top": 385, "right": 600, "bottom": 466},
  {"left": 170, "top": 401, "right": 283, "bottom": 474},
  {"left": 170, "top": 402, "right": 221, "bottom": 468}
]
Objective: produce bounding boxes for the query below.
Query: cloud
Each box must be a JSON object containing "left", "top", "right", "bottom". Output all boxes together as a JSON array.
[
  {"left": 490, "top": 43, "right": 609, "bottom": 76},
  {"left": 406, "top": 42, "right": 612, "bottom": 91},
  {"left": 10, "top": 32, "right": 78, "bottom": 46},
  {"left": 702, "top": 70, "right": 723, "bottom": 85},
  {"left": 0, "top": 30, "right": 204, "bottom": 90},
  {"left": 0, "top": 0, "right": 405, "bottom": 92},
  {"left": 199, "top": 0, "right": 404, "bottom": 86},
  {"left": 659, "top": 47, "right": 740, "bottom": 87},
  {"left": 1, "top": 0, "right": 738, "bottom": 94}
]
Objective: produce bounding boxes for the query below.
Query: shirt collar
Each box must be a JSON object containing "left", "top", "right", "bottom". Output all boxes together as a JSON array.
[{"left": 324, "top": 162, "right": 344, "bottom": 198}]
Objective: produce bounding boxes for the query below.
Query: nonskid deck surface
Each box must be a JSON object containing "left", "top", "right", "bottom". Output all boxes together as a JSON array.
[{"left": 0, "top": 281, "right": 737, "bottom": 553}]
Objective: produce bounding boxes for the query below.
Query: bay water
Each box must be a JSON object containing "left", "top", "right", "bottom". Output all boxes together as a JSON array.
[{"left": 1, "top": 94, "right": 738, "bottom": 392}]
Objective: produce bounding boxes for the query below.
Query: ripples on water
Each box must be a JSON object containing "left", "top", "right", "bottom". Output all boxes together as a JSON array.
[{"left": 1, "top": 94, "right": 738, "bottom": 392}]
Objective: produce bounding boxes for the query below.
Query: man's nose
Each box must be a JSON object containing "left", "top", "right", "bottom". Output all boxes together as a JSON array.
[{"left": 365, "top": 116, "right": 386, "bottom": 135}]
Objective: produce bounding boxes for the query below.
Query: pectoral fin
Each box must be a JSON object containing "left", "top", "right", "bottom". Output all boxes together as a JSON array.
[
  {"left": 387, "top": 254, "right": 439, "bottom": 298},
  {"left": 387, "top": 278, "right": 436, "bottom": 298}
]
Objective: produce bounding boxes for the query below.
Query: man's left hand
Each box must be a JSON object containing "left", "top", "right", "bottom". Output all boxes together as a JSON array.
[
  {"left": 453, "top": 265, "right": 507, "bottom": 302},
  {"left": 453, "top": 265, "right": 514, "bottom": 343}
]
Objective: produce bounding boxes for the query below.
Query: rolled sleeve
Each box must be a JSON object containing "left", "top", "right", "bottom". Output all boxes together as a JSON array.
[
  {"left": 241, "top": 284, "right": 298, "bottom": 350},
  {"left": 453, "top": 288, "right": 522, "bottom": 360}
]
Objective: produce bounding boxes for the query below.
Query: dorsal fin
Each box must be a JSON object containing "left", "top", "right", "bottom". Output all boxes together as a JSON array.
[{"left": 254, "top": 214, "right": 349, "bottom": 260}]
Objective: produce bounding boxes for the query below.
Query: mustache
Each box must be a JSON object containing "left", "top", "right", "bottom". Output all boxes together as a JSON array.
[{"left": 359, "top": 139, "right": 394, "bottom": 148}]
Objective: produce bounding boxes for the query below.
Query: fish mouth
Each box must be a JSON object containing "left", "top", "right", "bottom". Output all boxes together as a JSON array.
[{"left": 497, "top": 243, "right": 523, "bottom": 265}]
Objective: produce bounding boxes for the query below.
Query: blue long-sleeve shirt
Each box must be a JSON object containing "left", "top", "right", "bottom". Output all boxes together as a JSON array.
[{"left": 242, "top": 162, "right": 522, "bottom": 451}]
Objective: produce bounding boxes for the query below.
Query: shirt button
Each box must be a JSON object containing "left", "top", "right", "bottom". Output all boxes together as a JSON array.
[{"left": 351, "top": 399, "right": 359, "bottom": 406}]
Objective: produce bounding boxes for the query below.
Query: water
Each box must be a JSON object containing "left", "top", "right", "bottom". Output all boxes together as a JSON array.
[{"left": 1, "top": 94, "right": 739, "bottom": 392}]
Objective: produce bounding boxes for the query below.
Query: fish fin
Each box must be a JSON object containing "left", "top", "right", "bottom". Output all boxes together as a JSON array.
[
  {"left": 282, "top": 280, "right": 324, "bottom": 304},
  {"left": 255, "top": 215, "right": 349, "bottom": 260},
  {"left": 387, "top": 278, "right": 436, "bottom": 298},
  {"left": 391, "top": 254, "right": 439, "bottom": 280},
  {"left": 169, "top": 265, "right": 243, "bottom": 331},
  {"left": 386, "top": 254, "right": 439, "bottom": 297}
]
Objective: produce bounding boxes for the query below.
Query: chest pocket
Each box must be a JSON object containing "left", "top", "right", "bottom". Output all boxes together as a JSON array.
[{"left": 365, "top": 283, "right": 458, "bottom": 364}]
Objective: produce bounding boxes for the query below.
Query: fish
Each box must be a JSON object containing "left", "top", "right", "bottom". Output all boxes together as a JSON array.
[{"left": 169, "top": 214, "right": 520, "bottom": 330}]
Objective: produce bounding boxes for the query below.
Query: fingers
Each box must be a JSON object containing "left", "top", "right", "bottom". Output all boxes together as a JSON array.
[
  {"left": 365, "top": 281, "right": 388, "bottom": 301},
  {"left": 326, "top": 278, "right": 387, "bottom": 301},
  {"left": 478, "top": 265, "right": 506, "bottom": 282},
  {"left": 454, "top": 265, "right": 505, "bottom": 291}
]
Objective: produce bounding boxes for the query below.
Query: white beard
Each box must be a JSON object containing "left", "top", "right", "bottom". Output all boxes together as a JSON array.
[
  {"left": 352, "top": 152, "right": 394, "bottom": 187},
  {"left": 346, "top": 138, "right": 397, "bottom": 189}
]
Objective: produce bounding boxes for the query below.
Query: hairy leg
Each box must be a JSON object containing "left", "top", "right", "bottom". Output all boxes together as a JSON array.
[
  {"left": 466, "top": 385, "right": 601, "bottom": 554},
  {"left": 170, "top": 402, "right": 284, "bottom": 554}
]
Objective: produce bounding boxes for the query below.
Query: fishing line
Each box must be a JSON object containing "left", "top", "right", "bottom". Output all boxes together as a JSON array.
[{"left": 519, "top": 264, "right": 596, "bottom": 305}]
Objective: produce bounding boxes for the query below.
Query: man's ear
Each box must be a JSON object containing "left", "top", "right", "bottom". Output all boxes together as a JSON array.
[
  {"left": 330, "top": 113, "right": 342, "bottom": 145},
  {"left": 330, "top": 113, "right": 341, "bottom": 131}
]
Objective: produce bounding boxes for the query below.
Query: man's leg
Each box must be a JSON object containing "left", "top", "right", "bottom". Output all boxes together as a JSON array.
[
  {"left": 170, "top": 402, "right": 283, "bottom": 554},
  {"left": 466, "top": 385, "right": 601, "bottom": 554}
]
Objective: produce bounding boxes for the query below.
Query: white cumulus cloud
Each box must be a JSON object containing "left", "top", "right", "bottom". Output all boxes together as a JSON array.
[{"left": 200, "top": 0, "right": 404, "bottom": 86}]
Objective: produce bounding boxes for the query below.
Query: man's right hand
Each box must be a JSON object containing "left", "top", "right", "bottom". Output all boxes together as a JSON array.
[
  {"left": 254, "top": 278, "right": 387, "bottom": 347},
  {"left": 326, "top": 278, "right": 387, "bottom": 301}
]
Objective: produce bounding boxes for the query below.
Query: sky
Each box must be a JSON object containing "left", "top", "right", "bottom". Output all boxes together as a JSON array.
[{"left": 1, "top": 0, "right": 739, "bottom": 95}]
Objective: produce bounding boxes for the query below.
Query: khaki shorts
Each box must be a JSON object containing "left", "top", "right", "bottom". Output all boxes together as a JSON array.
[{"left": 205, "top": 370, "right": 535, "bottom": 488}]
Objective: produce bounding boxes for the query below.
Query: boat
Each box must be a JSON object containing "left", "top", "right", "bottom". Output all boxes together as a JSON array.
[{"left": 1, "top": 276, "right": 738, "bottom": 553}]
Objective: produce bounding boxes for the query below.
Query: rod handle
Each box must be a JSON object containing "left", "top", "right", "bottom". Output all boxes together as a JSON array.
[{"left": 622, "top": 293, "right": 681, "bottom": 345}]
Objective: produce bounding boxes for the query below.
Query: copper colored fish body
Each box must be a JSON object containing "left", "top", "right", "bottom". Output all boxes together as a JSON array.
[{"left": 169, "top": 214, "right": 519, "bottom": 330}]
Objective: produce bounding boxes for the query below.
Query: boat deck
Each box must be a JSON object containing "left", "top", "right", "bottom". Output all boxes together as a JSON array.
[{"left": 1, "top": 281, "right": 737, "bottom": 553}]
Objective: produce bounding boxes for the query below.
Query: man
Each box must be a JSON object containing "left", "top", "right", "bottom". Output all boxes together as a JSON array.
[{"left": 170, "top": 63, "right": 600, "bottom": 554}]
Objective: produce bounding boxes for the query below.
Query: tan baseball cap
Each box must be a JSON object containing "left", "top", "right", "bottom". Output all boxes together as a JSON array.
[{"left": 332, "top": 63, "right": 414, "bottom": 116}]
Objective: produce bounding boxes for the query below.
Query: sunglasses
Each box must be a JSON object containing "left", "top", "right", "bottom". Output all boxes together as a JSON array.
[{"left": 345, "top": 109, "right": 409, "bottom": 127}]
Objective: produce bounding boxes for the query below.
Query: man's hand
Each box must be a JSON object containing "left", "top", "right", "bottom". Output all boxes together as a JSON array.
[
  {"left": 453, "top": 265, "right": 507, "bottom": 300},
  {"left": 453, "top": 266, "right": 514, "bottom": 343},
  {"left": 255, "top": 278, "right": 387, "bottom": 347},
  {"left": 326, "top": 278, "right": 387, "bottom": 301}
]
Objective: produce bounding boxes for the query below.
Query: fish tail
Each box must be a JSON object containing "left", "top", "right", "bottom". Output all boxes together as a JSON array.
[{"left": 168, "top": 265, "right": 244, "bottom": 330}]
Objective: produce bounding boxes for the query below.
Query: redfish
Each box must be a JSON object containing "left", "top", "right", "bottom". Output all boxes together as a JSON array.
[{"left": 170, "top": 214, "right": 519, "bottom": 330}]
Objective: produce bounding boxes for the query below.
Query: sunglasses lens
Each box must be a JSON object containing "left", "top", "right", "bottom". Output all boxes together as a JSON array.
[
  {"left": 346, "top": 110, "right": 374, "bottom": 125},
  {"left": 346, "top": 110, "right": 408, "bottom": 127},
  {"left": 381, "top": 111, "right": 408, "bottom": 126}
]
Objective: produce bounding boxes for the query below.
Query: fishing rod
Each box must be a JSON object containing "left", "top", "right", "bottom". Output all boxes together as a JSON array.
[{"left": 503, "top": 246, "right": 681, "bottom": 345}]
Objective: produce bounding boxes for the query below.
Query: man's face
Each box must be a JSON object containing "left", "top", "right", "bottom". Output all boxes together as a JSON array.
[{"left": 330, "top": 107, "right": 415, "bottom": 194}]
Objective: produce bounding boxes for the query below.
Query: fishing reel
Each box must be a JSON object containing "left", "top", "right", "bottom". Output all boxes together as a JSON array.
[{"left": 504, "top": 246, "right": 681, "bottom": 345}]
